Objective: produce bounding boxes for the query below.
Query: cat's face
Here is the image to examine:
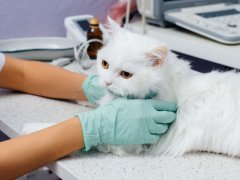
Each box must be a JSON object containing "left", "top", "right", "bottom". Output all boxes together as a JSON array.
[{"left": 96, "top": 18, "right": 168, "bottom": 98}]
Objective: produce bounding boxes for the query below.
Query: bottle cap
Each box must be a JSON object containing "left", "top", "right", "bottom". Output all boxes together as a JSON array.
[{"left": 88, "top": 17, "right": 100, "bottom": 25}]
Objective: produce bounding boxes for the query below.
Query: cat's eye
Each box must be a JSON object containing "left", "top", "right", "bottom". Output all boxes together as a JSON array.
[
  {"left": 102, "top": 60, "right": 109, "bottom": 69},
  {"left": 120, "top": 71, "right": 133, "bottom": 79}
]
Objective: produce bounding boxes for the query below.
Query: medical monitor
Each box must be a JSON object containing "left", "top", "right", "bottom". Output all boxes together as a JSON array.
[{"left": 137, "top": 0, "right": 239, "bottom": 26}]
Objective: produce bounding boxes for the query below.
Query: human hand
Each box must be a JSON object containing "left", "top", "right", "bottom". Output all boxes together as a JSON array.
[
  {"left": 77, "top": 98, "right": 177, "bottom": 151},
  {"left": 82, "top": 75, "right": 106, "bottom": 104}
]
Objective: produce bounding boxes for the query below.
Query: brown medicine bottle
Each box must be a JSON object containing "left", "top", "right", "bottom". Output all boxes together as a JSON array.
[{"left": 87, "top": 17, "right": 103, "bottom": 59}]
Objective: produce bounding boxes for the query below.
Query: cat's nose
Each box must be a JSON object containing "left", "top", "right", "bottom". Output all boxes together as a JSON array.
[{"left": 105, "top": 81, "right": 112, "bottom": 86}]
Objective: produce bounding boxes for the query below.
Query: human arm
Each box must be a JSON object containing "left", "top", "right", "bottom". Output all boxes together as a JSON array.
[
  {"left": 0, "top": 117, "right": 84, "bottom": 179},
  {"left": 0, "top": 98, "right": 176, "bottom": 179},
  {"left": 0, "top": 55, "right": 88, "bottom": 100}
]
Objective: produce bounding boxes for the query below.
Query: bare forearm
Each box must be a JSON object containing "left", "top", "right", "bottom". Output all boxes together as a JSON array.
[
  {"left": 0, "top": 55, "right": 87, "bottom": 100},
  {"left": 0, "top": 117, "right": 84, "bottom": 179}
]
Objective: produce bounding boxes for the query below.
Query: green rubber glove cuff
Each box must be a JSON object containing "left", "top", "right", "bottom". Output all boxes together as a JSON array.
[
  {"left": 76, "top": 109, "right": 104, "bottom": 151},
  {"left": 77, "top": 104, "right": 117, "bottom": 151},
  {"left": 82, "top": 75, "right": 106, "bottom": 104}
]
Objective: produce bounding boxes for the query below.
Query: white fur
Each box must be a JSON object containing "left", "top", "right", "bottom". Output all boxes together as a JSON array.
[{"left": 96, "top": 18, "right": 240, "bottom": 156}]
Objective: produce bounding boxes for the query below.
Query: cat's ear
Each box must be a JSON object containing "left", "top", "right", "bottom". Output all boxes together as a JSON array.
[
  {"left": 145, "top": 46, "right": 168, "bottom": 66},
  {"left": 107, "top": 16, "right": 121, "bottom": 34}
]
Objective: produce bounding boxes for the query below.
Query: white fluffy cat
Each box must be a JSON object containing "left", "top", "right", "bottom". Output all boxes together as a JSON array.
[{"left": 95, "top": 18, "right": 240, "bottom": 156}]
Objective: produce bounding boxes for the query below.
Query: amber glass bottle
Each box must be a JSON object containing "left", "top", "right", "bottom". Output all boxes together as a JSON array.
[{"left": 87, "top": 17, "right": 103, "bottom": 59}]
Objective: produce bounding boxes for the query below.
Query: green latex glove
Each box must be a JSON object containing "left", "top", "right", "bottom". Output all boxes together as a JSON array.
[
  {"left": 82, "top": 75, "right": 106, "bottom": 104},
  {"left": 77, "top": 98, "right": 177, "bottom": 151}
]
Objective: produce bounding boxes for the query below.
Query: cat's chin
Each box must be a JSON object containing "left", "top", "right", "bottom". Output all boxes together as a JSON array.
[
  {"left": 106, "top": 89, "right": 124, "bottom": 98},
  {"left": 107, "top": 89, "right": 134, "bottom": 99},
  {"left": 106, "top": 86, "right": 155, "bottom": 100}
]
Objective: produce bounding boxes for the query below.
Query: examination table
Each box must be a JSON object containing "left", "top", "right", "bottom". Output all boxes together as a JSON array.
[{"left": 1, "top": 62, "right": 240, "bottom": 180}]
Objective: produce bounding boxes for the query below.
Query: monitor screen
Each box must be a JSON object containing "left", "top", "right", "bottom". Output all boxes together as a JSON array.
[
  {"left": 76, "top": 20, "right": 89, "bottom": 31},
  {"left": 163, "top": 0, "right": 238, "bottom": 9}
]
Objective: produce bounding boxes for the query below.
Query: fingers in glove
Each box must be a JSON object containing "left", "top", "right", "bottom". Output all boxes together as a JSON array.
[
  {"left": 149, "top": 100, "right": 177, "bottom": 112},
  {"left": 148, "top": 122, "right": 169, "bottom": 134},
  {"left": 152, "top": 110, "right": 176, "bottom": 124}
]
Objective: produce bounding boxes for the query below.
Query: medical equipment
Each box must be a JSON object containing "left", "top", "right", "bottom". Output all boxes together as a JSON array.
[
  {"left": 137, "top": 0, "right": 240, "bottom": 44},
  {"left": 64, "top": 15, "right": 106, "bottom": 69},
  {"left": 0, "top": 37, "right": 79, "bottom": 60},
  {"left": 0, "top": 15, "right": 105, "bottom": 69},
  {"left": 64, "top": 15, "right": 94, "bottom": 42},
  {"left": 73, "top": 39, "right": 103, "bottom": 69},
  {"left": 51, "top": 58, "right": 74, "bottom": 67}
]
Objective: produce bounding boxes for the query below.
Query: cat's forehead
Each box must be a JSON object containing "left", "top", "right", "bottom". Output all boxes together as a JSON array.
[
  {"left": 102, "top": 33, "right": 154, "bottom": 61},
  {"left": 100, "top": 45, "right": 145, "bottom": 70},
  {"left": 98, "top": 30, "right": 165, "bottom": 70}
]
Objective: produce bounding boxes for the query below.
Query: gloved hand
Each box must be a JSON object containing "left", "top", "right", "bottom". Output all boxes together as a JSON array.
[
  {"left": 82, "top": 75, "right": 106, "bottom": 104},
  {"left": 77, "top": 98, "right": 177, "bottom": 151}
]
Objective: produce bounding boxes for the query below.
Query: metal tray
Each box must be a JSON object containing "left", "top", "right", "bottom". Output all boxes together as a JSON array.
[{"left": 0, "top": 37, "right": 80, "bottom": 60}]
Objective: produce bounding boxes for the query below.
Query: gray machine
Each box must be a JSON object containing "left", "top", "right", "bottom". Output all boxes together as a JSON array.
[{"left": 137, "top": 0, "right": 240, "bottom": 44}]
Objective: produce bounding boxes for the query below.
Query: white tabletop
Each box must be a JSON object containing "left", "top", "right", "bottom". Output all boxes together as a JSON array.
[
  {"left": 130, "top": 21, "right": 240, "bottom": 69},
  {"left": 1, "top": 63, "right": 240, "bottom": 180}
]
